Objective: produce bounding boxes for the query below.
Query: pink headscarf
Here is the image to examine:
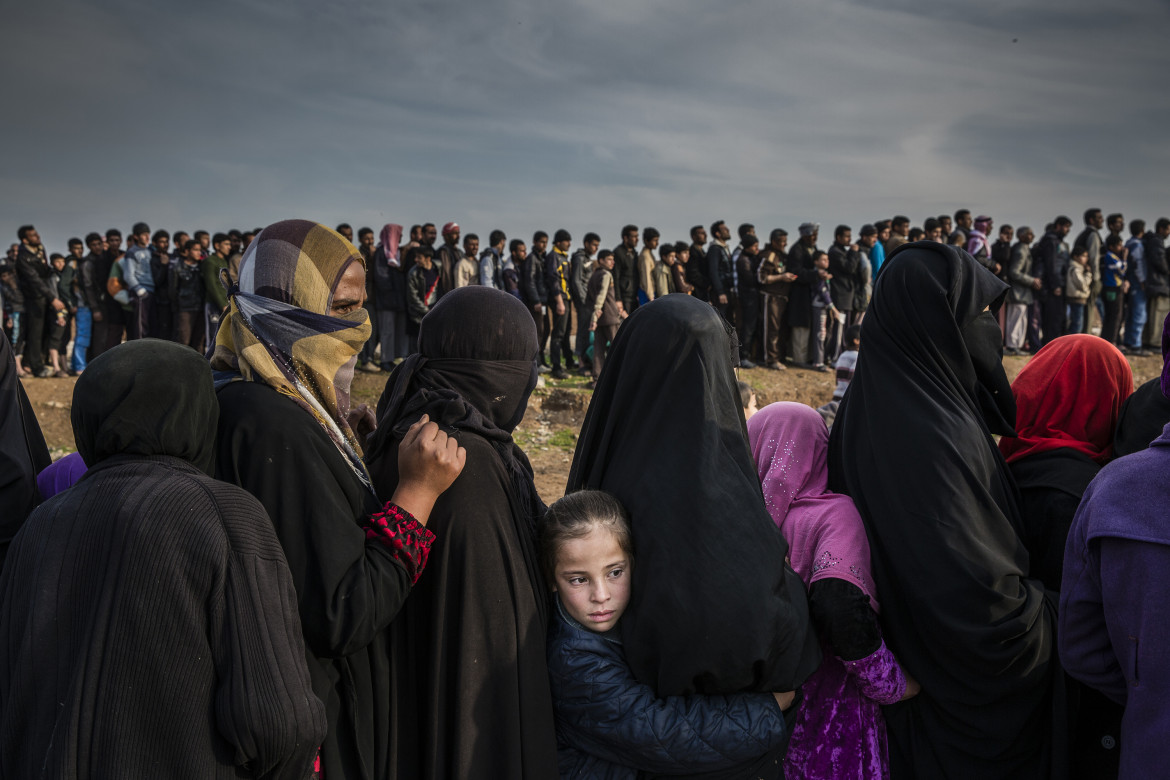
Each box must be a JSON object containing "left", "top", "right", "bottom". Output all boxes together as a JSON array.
[
  {"left": 747, "top": 402, "right": 879, "bottom": 609},
  {"left": 379, "top": 223, "right": 402, "bottom": 268}
]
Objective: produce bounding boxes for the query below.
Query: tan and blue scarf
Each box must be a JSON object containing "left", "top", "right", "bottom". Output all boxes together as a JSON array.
[{"left": 210, "top": 219, "right": 372, "bottom": 484}]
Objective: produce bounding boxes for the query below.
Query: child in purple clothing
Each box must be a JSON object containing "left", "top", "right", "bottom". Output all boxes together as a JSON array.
[{"left": 748, "top": 402, "right": 918, "bottom": 780}]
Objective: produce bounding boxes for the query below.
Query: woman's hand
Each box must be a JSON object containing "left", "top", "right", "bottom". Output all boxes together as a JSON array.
[
  {"left": 392, "top": 414, "right": 467, "bottom": 525},
  {"left": 772, "top": 691, "right": 796, "bottom": 711},
  {"left": 901, "top": 673, "right": 921, "bottom": 701},
  {"left": 346, "top": 403, "right": 377, "bottom": 443}
]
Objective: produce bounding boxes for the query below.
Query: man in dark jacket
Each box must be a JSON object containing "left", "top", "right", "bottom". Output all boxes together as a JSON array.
[
  {"left": 78, "top": 233, "right": 108, "bottom": 361},
  {"left": 1141, "top": 218, "right": 1170, "bottom": 349},
  {"left": 570, "top": 232, "right": 599, "bottom": 372},
  {"left": 1005, "top": 227, "right": 1041, "bottom": 354},
  {"left": 687, "top": 224, "right": 710, "bottom": 301},
  {"left": 1123, "top": 220, "right": 1148, "bottom": 354},
  {"left": 150, "top": 229, "right": 173, "bottom": 342},
  {"left": 756, "top": 229, "right": 796, "bottom": 369},
  {"left": 706, "top": 221, "right": 734, "bottom": 322},
  {"left": 521, "top": 231, "right": 551, "bottom": 370},
  {"left": 435, "top": 222, "right": 463, "bottom": 297},
  {"left": 13, "top": 225, "right": 64, "bottom": 377},
  {"left": 786, "top": 224, "right": 828, "bottom": 367},
  {"left": 612, "top": 225, "right": 640, "bottom": 315},
  {"left": 545, "top": 229, "right": 574, "bottom": 379},
  {"left": 1033, "top": 216, "right": 1072, "bottom": 345},
  {"left": 827, "top": 225, "right": 861, "bottom": 361},
  {"left": 992, "top": 225, "right": 1014, "bottom": 282}
]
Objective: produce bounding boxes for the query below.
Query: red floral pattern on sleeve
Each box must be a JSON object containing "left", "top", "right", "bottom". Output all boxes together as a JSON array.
[{"left": 363, "top": 503, "right": 435, "bottom": 584}]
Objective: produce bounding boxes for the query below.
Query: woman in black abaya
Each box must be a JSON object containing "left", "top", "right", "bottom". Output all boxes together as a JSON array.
[
  {"left": 366, "top": 286, "right": 558, "bottom": 780},
  {"left": 0, "top": 331, "right": 50, "bottom": 567},
  {"left": 827, "top": 242, "right": 1064, "bottom": 779},
  {"left": 567, "top": 294, "right": 820, "bottom": 702}
]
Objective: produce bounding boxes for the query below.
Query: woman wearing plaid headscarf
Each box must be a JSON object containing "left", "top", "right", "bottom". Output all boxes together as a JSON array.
[{"left": 212, "top": 219, "right": 467, "bottom": 780}]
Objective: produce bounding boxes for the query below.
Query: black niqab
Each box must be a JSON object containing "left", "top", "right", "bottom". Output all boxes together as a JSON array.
[
  {"left": 827, "top": 242, "right": 1062, "bottom": 779},
  {"left": 72, "top": 339, "right": 216, "bottom": 475},
  {"left": 0, "top": 332, "right": 50, "bottom": 566},
  {"left": 568, "top": 294, "right": 820, "bottom": 697},
  {"left": 366, "top": 286, "right": 558, "bottom": 780}
]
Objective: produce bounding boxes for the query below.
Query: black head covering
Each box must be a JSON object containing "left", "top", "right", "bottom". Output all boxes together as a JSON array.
[
  {"left": 0, "top": 332, "right": 51, "bottom": 565},
  {"left": 567, "top": 294, "right": 820, "bottom": 697},
  {"left": 71, "top": 339, "right": 217, "bottom": 476},
  {"left": 1114, "top": 377, "right": 1170, "bottom": 457},
  {"left": 367, "top": 286, "right": 544, "bottom": 580},
  {"left": 827, "top": 242, "right": 1061, "bottom": 777}
]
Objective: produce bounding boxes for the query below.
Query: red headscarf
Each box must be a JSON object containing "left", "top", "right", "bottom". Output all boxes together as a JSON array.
[{"left": 999, "top": 334, "right": 1133, "bottom": 465}]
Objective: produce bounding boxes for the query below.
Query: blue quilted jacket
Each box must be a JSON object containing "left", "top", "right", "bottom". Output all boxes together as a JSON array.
[{"left": 547, "top": 598, "right": 789, "bottom": 779}]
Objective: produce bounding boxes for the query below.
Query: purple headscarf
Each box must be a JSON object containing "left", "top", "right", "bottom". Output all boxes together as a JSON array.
[
  {"left": 747, "top": 402, "right": 878, "bottom": 608},
  {"left": 35, "top": 452, "right": 88, "bottom": 500}
]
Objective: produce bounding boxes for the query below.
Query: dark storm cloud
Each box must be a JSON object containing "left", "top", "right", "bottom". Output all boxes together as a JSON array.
[{"left": 2, "top": 0, "right": 1168, "bottom": 250}]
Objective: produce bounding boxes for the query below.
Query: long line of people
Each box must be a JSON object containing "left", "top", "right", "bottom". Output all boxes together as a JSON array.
[
  {"left": 2, "top": 218, "right": 1169, "bottom": 780},
  {"left": 6, "top": 208, "right": 1167, "bottom": 384}
]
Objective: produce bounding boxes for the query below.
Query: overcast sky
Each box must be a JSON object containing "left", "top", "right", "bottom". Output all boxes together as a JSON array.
[{"left": 3, "top": 0, "right": 1168, "bottom": 252}]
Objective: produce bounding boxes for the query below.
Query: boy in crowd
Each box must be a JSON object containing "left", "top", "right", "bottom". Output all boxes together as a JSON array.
[
  {"left": 585, "top": 249, "right": 626, "bottom": 389},
  {"left": 818, "top": 324, "right": 861, "bottom": 429},
  {"left": 809, "top": 251, "right": 839, "bottom": 372},
  {"left": 737, "top": 380, "right": 758, "bottom": 421},
  {"left": 1064, "top": 247, "right": 1093, "bottom": 335},
  {"left": 1100, "top": 235, "right": 1129, "bottom": 346},
  {"left": 47, "top": 253, "right": 75, "bottom": 376}
]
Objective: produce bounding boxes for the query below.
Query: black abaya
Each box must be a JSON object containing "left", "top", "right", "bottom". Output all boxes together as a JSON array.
[
  {"left": 216, "top": 381, "right": 401, "bottom": 780},
  {"left": 0, "top": 331, "right": 50, "bottom": 568},
  {"left": 567, "top": 294, "right": 821, "bottom": 698},
  {"left": 827, "top": 242, "right": 1063, "bottom": 779},
  {"left": 0, "top": 340, "right": 325, "bottom": 779},
  {"left": 365, "top": 287, "right": 559, "bottom": 780},
  {"left": 1010, "top": 449, "right": 1123, "bottom": 780},
  {"left": 1113, "top": 377, "right": 1170, "bottom": 457}
]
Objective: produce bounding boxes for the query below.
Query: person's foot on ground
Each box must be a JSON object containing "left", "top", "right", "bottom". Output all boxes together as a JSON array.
[
  {"left": 739, "top": 359, "right": 757, "bottom": 369},
  {"left": 52, "top": 369, "right": 69, "bottom": 378},
  {"left": 358, "top": 361, "right": 379, "bottom": 373},
  {"left": 584, "top": 380, "right": 596, "bottom": 390},
  {"left": 765, "top": 361, "right": 787, "bottom": 371},
  {"left": 538, "top": 364, "right": 551, "bottom": 374},
  {"left": 551, "top": 368, "right": 568, "bottom": 380},
  {"left": 1003, "top": 347, "right": 1019, "bottom": 356},
  {"left": 811, "top": 363, "right": 829, "bottom": 373},
  {"left": 35, "top": 367, "right": 54, "bottom": 378}
]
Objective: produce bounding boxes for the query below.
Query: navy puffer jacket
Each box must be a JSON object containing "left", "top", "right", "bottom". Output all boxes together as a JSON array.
[{"left": 547, "top": 598, "right": 790, "bottom": 779}]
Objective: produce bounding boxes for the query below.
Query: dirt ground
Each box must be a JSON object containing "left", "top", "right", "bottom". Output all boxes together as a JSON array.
[{"left": 23, "top": 350, "right": 1165, "bottom": 505}]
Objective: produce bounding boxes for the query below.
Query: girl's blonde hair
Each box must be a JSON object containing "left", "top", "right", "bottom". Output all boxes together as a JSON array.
[{"left": 539, "top": 490, "right": 633, "bottom": 586}]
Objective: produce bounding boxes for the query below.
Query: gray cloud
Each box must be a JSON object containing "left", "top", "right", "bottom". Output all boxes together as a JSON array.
[{"left": 2, "top": 0, "right": 1168, "bottom": 251}]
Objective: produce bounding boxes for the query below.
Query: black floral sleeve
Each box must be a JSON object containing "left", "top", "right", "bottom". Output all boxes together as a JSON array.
[{"left": 363, "top": 503, "right": 435, "bottom": 584}]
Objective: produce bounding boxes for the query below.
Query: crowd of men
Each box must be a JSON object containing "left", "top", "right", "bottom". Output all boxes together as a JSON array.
[{"left": 3, "top": 208, "right": 1168, "bottom": 380}]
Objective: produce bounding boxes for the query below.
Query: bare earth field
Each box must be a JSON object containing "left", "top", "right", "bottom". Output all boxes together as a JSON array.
[{"left": 23, "top": 352, "right": 1164, "bottom": 505}]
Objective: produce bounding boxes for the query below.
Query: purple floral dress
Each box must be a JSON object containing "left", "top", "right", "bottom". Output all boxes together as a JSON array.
[
  {"left": 784, "top": 640, "right": 905, "bottom": 779},
  {"left": 747, "top": 402, "right": 911, "bottom": 780}
]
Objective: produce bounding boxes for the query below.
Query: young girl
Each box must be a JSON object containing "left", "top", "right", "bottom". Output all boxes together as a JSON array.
[
  {"left": 542, "top": 490, "right": 796, "bottom": 780},
  {"left": 747, "top": 402, "right": 918, "bottom": 780}
]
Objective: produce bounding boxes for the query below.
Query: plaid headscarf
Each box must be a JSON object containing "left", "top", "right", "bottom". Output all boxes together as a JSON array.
[{"left": 211, "top": 219, "right": 373, "bottom": 483}]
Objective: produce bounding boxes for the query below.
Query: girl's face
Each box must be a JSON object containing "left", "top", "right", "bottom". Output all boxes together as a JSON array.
[{"left": 554, "top": 526, "right": 631, "bottom": 633}]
